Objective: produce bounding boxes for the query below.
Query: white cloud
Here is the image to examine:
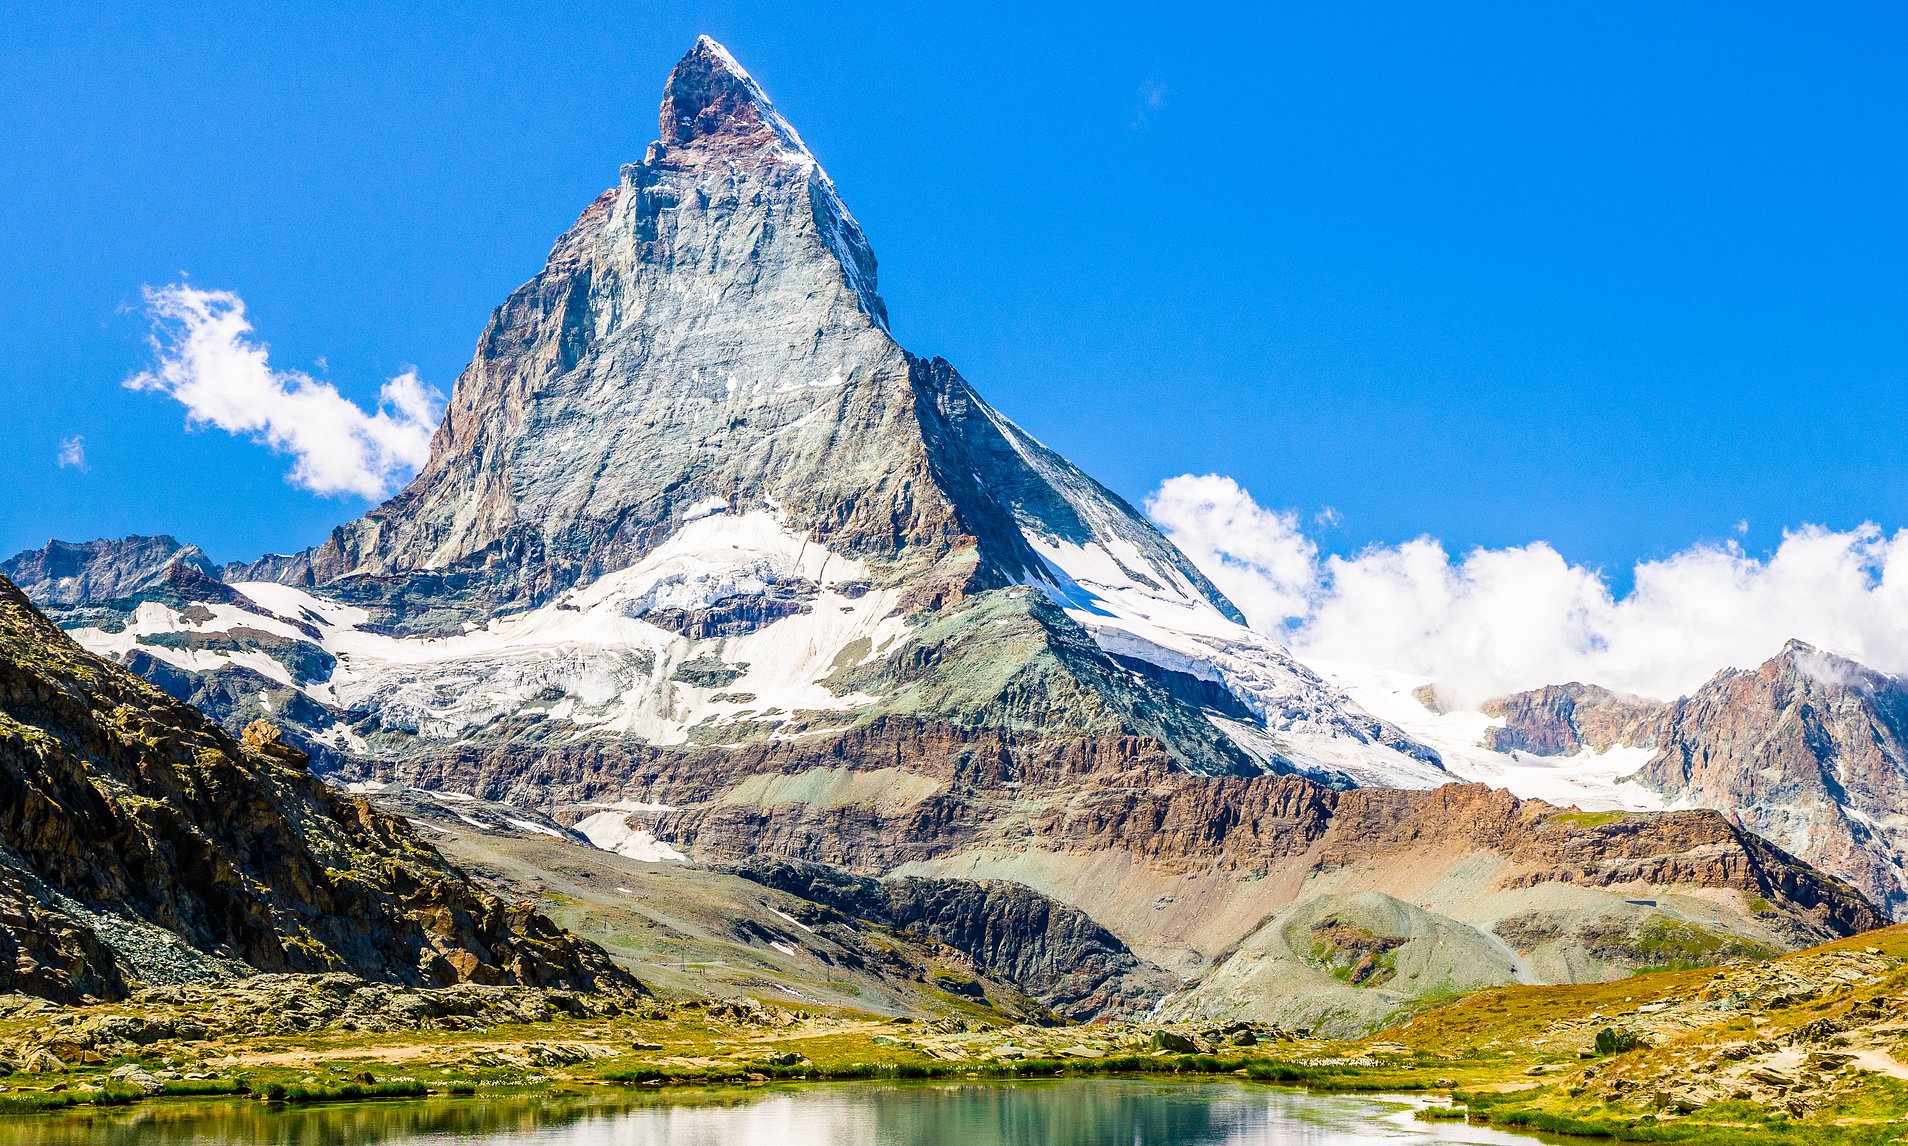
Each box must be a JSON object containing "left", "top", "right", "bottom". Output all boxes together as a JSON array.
[
  {"left": 56, "top": 435, "right": 86, "bottom": 470},
  {"left": 127, "top": 284, "right": 442, "bottom": 499},
  {"left": 1146, "top": 473, "right": 1318, "bottom": 627},
  {"left": 1148, "top": 473, "right": 1908, "bottom": 705},
  {"left": 1131, "top": 79, "right": 1168, "bottom": 130}
]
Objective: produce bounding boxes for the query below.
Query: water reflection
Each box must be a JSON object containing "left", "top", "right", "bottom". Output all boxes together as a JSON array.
[{"left": 0, "top": 1081, "right": 1552, "bottom": 1145}]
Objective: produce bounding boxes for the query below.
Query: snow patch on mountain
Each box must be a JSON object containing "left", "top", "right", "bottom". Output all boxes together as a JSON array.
[
  {"left": 65, "top": 511, "right": 910, "bottom": 748},
  {"left": 303, "top": 511, "right": 905, "bottom": 743},
  {"left": 1314, "top": 659, "right": 1667, "bottom": 812},
  {"left": 575, "top": 810, "right": 688, "bottom": 862}
]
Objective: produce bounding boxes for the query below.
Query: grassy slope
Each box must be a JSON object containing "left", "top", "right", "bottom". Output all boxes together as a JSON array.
[{"left": 1364, "top": 923, "right": 1908, "bottom": 1142}]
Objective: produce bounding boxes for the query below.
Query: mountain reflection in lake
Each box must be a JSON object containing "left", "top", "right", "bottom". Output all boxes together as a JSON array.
[{"left": 0, "top": 1081, "right": 1555, "bottom": 1146}]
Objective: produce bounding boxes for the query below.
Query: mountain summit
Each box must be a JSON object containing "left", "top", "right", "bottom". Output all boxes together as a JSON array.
[
  {"left": 660, "top": 36, "right": 837, "bottom": 159},
  {"left": 240, "top": 35, "right": 898, "bottom": 614},
  {"left": 43, "top": 35, "right": 1425, "bottom": 783}
]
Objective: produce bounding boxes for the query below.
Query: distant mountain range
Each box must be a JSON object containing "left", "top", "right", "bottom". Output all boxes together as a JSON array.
[{"left": 5, "top": 36, "right": 1902, "bottom": 1028}]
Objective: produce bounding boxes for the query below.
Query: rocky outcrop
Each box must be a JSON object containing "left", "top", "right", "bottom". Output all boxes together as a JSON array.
[
  {"left": 1511, "top": 940, "right": 1908, "bottom": 1120},
  {"left": 1480, "top": 683, "right": 1666, "bottom": 755},
  {"left": 724, "top": 856, "right": 1176, "bottom": 1020},
  {"left": 0, "top": 536, "right": 264, "bottom": 633},
  {"left": 0, "top": 576, "right": 635, "bottom": 1003},
  {"left": 1637, "top": 641, "right": 1908, "bottom": 918},
  {"left": 9, "top": 972, "right": 629, "bottom": 1049}
]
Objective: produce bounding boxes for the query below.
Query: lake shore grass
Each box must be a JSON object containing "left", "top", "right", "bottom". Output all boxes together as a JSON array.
[{"left": 0, "top": 923, "right": 1904, "bottom": 1140}]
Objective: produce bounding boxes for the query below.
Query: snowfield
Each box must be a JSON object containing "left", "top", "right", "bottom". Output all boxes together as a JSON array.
[
  {"left": 63, "top": 499, "right": 1663, "bottom": 816},
  {"left": 1311, "top": 658, "right": 1667, "bottom": 812}
]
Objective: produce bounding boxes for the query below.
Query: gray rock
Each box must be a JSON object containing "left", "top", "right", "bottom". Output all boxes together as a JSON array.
[{"left": 107, "top": 1064, "right": 165, "bottom": 1094}]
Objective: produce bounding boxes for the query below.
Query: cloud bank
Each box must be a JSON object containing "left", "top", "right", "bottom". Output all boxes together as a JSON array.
[
  {"left": 1148, "top": 473, "right": 1908, "bottom": 705},
  {"left": 128, "top": 284, "right": 442, "bottom": 499}
]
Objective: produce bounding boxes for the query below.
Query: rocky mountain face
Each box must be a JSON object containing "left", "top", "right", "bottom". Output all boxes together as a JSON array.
[
  {"left": 1636, "top": 641, "right": 1908, "bottom": 918},
  {"left": 1448, "top": 640, "right": 1908, "bottom": 922},
  {"left": 373, "top": 723, "right": 1879, "bottom": 1031},
  {"left": 369, "top": 789, "right": 1096, "bottom": 1024},
  {"left": 1479, "top": 683, "right": 1666, "bottom": 756},
  {"left": 0, "top": 576, "right": 632, "bottom": 1003},
  {"left": 13, "top": 36, "right": 1445, "bottom": 788},
  {"left": 723, "top": 856, "right": 1176, "bottom": 1021},
  {"left": 0, "top": 535, "right": 249, "bottom": 634}
]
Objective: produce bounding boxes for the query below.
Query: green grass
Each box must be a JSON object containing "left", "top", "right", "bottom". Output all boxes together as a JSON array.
[
  {"left": 1626, "top": 918, "right": 1777, "bottom": 967},
  {"left": 605, "top": 1054, "right": 1253, "bottom": 1087},
  {"left": 262, "top": 1080, "right": 431, "bottom": 1104},
  {"left": 161, "top": 1078, "right": 249, "bottom": 1097},
  {"left": 1455, "top": 1081, "right": 1908, "bottom": 1145},
  {"left": 0, "top": 1092, "right": 83, "bottom": 1114},
  {"left": 597, "top": 1052, "right": 1456, "bottom": 1093},
  {"left": 1544, "top": 811, "right": 1633, "bottom": 828},
  {"left": 0, "top": 1084, "right": 144, "bottom": 1113}
]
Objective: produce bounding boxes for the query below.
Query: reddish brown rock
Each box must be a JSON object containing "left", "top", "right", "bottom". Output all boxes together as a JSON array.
[
  {"left": 1480, "top": 683, "right": 1666, "bottom": 756},
  {"left": 349, "top": 715, "right": 1881, "bottom": 947}
]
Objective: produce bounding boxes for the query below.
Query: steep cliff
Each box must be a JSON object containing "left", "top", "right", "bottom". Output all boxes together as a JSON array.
[
  {"left": 0, "top": 535, "right": 214, "bottom": 610},
  {"left": 725, "top": 855, "right": 1177, "bottom": 1020},
  {"left": 1479, "top": 683, "right": 1666, "bottom": 756}
]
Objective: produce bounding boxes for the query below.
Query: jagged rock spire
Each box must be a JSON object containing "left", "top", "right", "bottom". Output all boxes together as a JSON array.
[{"left": 659, "top": 35, "right": 804, "bottom": 154}]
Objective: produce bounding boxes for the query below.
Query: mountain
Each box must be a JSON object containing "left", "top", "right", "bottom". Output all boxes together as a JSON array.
[
  {"left": 1478, "top": 683, "right": 1666, "bottom": 756},
  {"left": 0, "top": 535, "right": 250, "bottom": 630},
  {"left": 0, "top": 576, "right": 632, "bottom": 1003},
  {"left": 15, "top": 36, "right": 1444, "bottom": 788},
  {"left": 368, "top": 784, "right": 1170, "bottom": 1023},
  {"left": 1396, "top": 642, "right": 1908, "bottom": 921},
  {"left": 1634, "top": 641, "right": 1908, "bottom": 918},
  {"left": 1, "top": 38, "right": 1888, "bottom": 1025},
  {"left": 721, "top": 855, "right": 1177, "bottom": 1021}
]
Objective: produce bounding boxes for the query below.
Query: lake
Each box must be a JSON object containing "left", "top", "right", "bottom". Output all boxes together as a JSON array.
[{"left": 0, "top": 1081, "right": 1555, "bottom": 1145}]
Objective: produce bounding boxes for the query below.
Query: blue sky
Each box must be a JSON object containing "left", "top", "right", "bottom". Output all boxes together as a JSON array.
[{"left": 2, "top": 2, "right": 1905, "bottom": 584}]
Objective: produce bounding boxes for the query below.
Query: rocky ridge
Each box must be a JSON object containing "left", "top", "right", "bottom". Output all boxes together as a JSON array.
[
  {"left": 0, "top": 536, "right": 215, "bottom": 611},
  {"left": 1479, "top": 683, "right": 1666, "bottom": 756},
  {"left": 358, "top": 724, "right": 1881, "bottom": 1031},
  {"left": 383, "top": 788, "right": 1115, "bottom": 1023},
  {"left": 1464, "top": 642, "right": 1908, "bottom": 919}
]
